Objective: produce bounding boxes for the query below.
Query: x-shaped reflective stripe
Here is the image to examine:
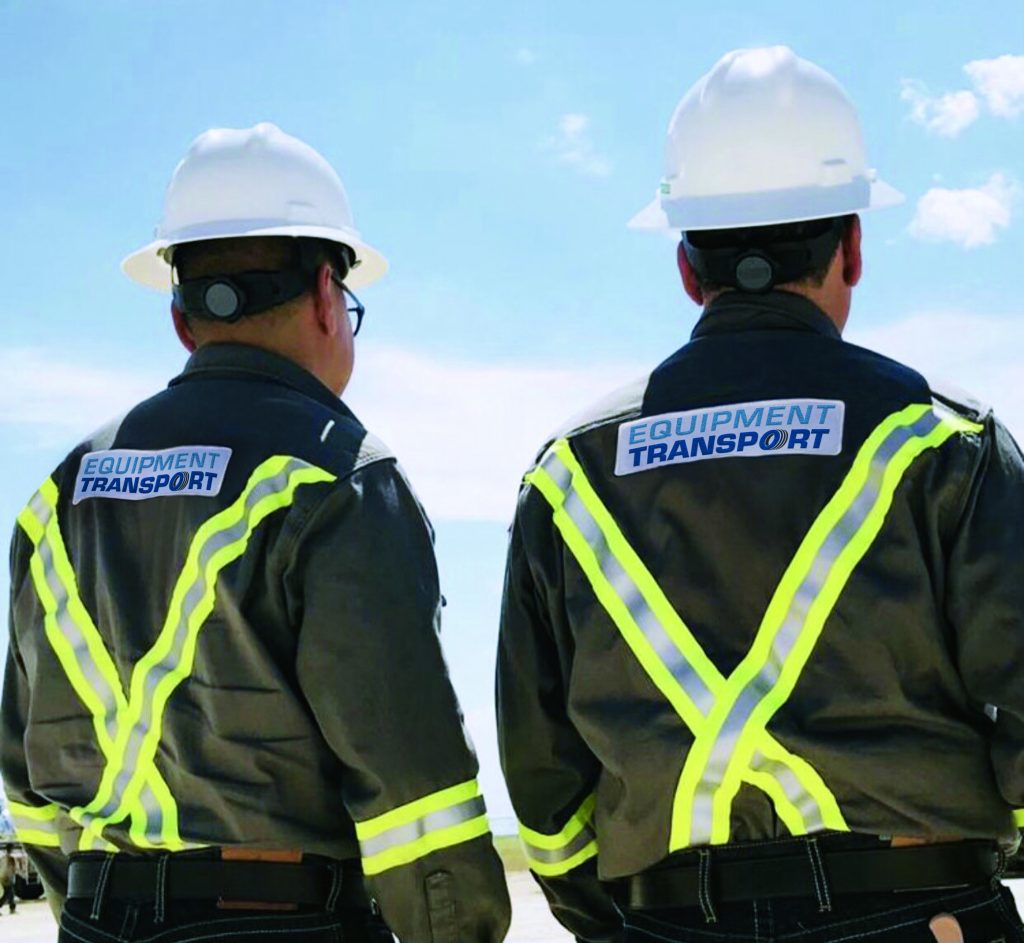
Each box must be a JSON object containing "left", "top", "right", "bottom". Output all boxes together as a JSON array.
[
  {"left": 527, "top": 403, "right": 980, "bottom": 850},
  {"left": 18, "top": 456, "right": 335, "bottom": 851}
]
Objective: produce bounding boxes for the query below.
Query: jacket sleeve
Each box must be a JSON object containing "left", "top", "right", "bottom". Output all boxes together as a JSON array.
[
  {"left": 2, "top": 524, "right": 69, "bottom": 920},
  {"left": 288, "top": 459, "right": 510, "bottom": 943},
  {"left": 946, "top": 416, "right": 1024, "bottom": 824},
  {"left": 496, "top": 485, "right": 623, "bottom": 943}
]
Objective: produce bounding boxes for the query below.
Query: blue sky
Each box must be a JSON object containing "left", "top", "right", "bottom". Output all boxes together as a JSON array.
[{"left": 1, "top": 0, "right": 1022, "bottom": 828}]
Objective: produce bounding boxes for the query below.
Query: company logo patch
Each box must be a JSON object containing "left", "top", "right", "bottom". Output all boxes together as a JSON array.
[
  {"left": 615, "top": 398, "right": 844, "bottom": 476},
  {"left": 73, "top": 446, "right": 233, "bottom": 504}
]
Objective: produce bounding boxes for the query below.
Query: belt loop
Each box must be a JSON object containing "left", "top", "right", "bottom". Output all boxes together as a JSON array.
[
  {"left": 154, "top": 854, "right": 170, "bottom": 924},
  {"left": 805, "top": 837, "right": 832, "bottom": 913},
  {"left": 697, "top": 849, "right": 717, "bottom": 925},
  {"left": 89, "top": 854, "right": 116, "bottom": 921},
  {"left": 324, "top": 860, "right": 342, "bottom": 914}
]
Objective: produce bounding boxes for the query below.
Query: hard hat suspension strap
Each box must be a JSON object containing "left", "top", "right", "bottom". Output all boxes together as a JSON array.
[
  {"left": 682, "top": 217, "right": 846, "bottom": 294},
  {"left": 170, "top": 238, "right": 355, "bottom": 323}
]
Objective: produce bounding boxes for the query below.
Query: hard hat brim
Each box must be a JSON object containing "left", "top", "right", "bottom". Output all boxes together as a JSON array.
[
  {"left": 627, "top": 175, "right": 905, "bottom": 232},
  {"left": 122, "top": 224, "right": 389, "bottom": 292}
]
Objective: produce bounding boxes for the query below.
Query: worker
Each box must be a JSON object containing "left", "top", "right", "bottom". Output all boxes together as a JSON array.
[
  {"left": 497, "top": 47, "right": 1024, "bottom": 943},
  {"left": 0, "top": 844, "right": 16, "bottom": 915},
  {"left": 1, "top": 122, "right": 511, "bottom": 943}
]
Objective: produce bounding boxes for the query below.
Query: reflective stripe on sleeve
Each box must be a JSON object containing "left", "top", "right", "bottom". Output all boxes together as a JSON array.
[
  {"left": 1014, "top": 810, "right": 1024, "bottom": 827},
  {"left": 355, "top": 780, "right": 491, "bottom": 876},
  {"left": 8, "top": 800, "right": 61, "bottom": 848},
  {"left": 519, "top": 793, "right": 598, "bottom": 877}
]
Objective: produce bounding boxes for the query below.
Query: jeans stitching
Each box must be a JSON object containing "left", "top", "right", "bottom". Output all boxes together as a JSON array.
[
  {"left": 779, "top": 893, "right": 1001, "bottom": 943},
  {"left": 62, "top": 910, "right": 126, "bottom": 941},
  {"left": 623, "top": 919, "right": 739, "bottom": 942},
  {"left": 754, "top": 901, "right": 760, "bottom": 943},
  {"left": 805, "top": 842, "right": 825, "bottom": 912},
  {"left": 154, "top": 924, "right": 344, "bottom": 943},
  {"left": 134, "top": 912, "right": 342, "bottom": 943},
  {"left": 811, "top": 839, "right": 832, "bottom": 913}
]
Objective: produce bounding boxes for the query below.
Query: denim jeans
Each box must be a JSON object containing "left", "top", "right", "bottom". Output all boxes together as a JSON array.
[
  {"left": 623, "top": 884, "right": 1024, "bottom": 943},
  {"left": 58, "top": 898, "right": 395, "bottom": 943}
]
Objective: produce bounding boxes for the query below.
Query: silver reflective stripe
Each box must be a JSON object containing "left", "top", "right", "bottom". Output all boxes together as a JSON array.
[
  {"left": 750, "top": 750, "right": 825, "bottom": 831},
  {"left": 35, "top": 536, "right": 120, "bottom": 744},
  {"left": 690, "top": 412, "right": 941, "bottom": 837},
  {"left": 522, "top": 820, "right": 596, "bottom": 865},
  {"left": 358, "top": 795, "right": 487, "bottom": 858},
  {"left": 97, "top": 461, "right": 309, "bottom": 819},
  {"left": 541, "top": 450, "right": 573, "bottom": 493},
  {"left": 557, "top": 468, "right": 716, "bottom": 719}
]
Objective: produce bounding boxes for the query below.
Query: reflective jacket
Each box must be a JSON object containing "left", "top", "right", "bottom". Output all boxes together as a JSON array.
[
  {"left": 496, "top": 291, "right": 1024, "bottom": 942},
  {"left": 2, "top": 343, "right": 510, "bottom": 942}
]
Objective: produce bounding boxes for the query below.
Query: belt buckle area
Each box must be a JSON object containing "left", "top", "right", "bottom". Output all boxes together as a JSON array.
[{"left": 216, "top": 848, "right": 302, "bottom": 911}]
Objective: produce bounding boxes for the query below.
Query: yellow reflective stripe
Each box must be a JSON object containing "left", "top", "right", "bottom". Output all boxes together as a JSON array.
[
  {"left": 75, "top": 457, "right": 335, "bottom": 850},
  {"left": 740, "top": 769, "right": 805, "bottom": 835},
  {"left": 17, "top": 481, "right": 175, "bottom": 850},
  {"left": 519, "top": 793, "right": 596, "bottom": 850},
  {"left": 518, "top": 793, "right": 599, "bottom": 876},
  {"left": 362, "top": 815, "right": 491, "bottom": 876},
  {"left": 8, "top": 800, "right": 59, "bottom": 821},
  {"left": 526, "top": 464, "right": 706, "bottom": 734},
  {"left": 706, "top": 406, "right": 981, "bottom": 844},
  {"left": 8, "top": 801, "right": 62, "bottom": 847},
  {"left": 528, "top": 444, "right": 817, "bottom": 844},
  {"left": 529, "top": 839, "right": 599, "bottom": 877},
  {"left": 1014, "top": 810, "right": 1024, "bottom": 827},
  {"left": 355, "top": 780, "right": 481, "bottom": 840},
  {"left": 355, "top": 780, "right": 491, "bottom": 875}
]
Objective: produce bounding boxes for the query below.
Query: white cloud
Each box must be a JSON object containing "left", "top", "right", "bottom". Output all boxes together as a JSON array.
[
  {"left": 908, "top": 172, "right": 1018, "bottom": 248},
  {"left": 900, "top": 80, "right": 979, "bottom": 137},
  {"left": 346, "top": 345, "right": 643, "bottom": 522},
  {"left": 543, "top": 112, "right": 612, "bottom": 178},
  {"left": 965, "top": 54, "right": 1024, "bottom": 118},
  {"left": 0, "top": 346, "right": 167, "bottom": 446},
  {"left": 513, "top": 47, "right": 536, "bottom": 66}
]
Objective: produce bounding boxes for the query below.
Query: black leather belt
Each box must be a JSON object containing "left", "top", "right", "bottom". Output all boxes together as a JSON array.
[
  {"left": 622, "top": 841, "right": 1002, "bottom": 910},
  {"left": 67, "top": 855, "right": 370, "bottom": 909}
]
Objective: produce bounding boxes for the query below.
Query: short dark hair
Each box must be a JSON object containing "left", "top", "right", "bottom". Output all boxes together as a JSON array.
[{"left": 684, "top": 215, "right": 854, "bottom": 293}]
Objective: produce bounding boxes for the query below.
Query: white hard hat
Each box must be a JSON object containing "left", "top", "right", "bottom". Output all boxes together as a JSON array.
[
  {"left": 629, "top": 47, "right": 904, "bottom": 232},
  {"left": 123, "top": 122, "right": 387, "bottom": 290}
]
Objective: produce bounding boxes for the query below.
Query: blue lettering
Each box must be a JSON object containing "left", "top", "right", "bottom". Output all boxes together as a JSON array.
[
  {"left": 629, "top": 446, "right": 646, "bottom": 467},
  {"left": 188, "top": 471, "right": 205, "bottom": 490},
  {"left": 715, "top": 433, "right": 737, "bottom": 454},
  {"left": 816, "top": 404, "right": 837, "bottom": 423},
  {"left": 115, "top": 456, "right": 132, "bottom": 474},
  {"left": 139, "top": 456, "right": 155, "bottom": 472},
  {"left": 84, "top": 457, "right": 98, "bottom": 474},
  {"left": 667, "top": 439, "right": 689, "bottom": 460},
  {"left": 737, "top": 431, "right": 759, "bottom": 452},
  {"left": 789, "top": 429, "right": 811, "bottom": 449},
  {"left": 766, "top": 405, "right": 785, "bottom": 426},
  {"left": 139, "top": 478, "right": 155, "bottom": 494},
  {"left": 690, "top": 436, "right": 714, "bottom": 457},
  {"left": 675, "top": 414, "right": 697, "bottom": 436},
  {"left": 204, "top": 472, "right": 218, "bottom": 489},
  {"left": 93, "top": 477, "right": 109, "bottom": 492},
  {"left": 154, "top": 455, "right": 174, "bottom": 472},
  {"left": 121, "top": 477, "right": 138, "bottom": 494},
  {"left": 711, "top": 410, "right": 732, "bottom": 432},
  {"left": 98, "top": 457, "right": 115, "bottom": 475},
  {"left": 80, "top": 476, "right": 95, "bottom": 492},
  {"left": 809, "top": 428, "right": 829, "bottom": 448},
  {"left": 735, "top": 408, "right": 763, "bottom": 428},
  {"left": 647, "top": 443, "right": 669, "bottom": 463},
  {"left": 175, "top": 452, "right": 188, "bottom": 469},
  {"left": 650, "top": 420, "right": 672, "bottom": 440},
  {"left": 154, "top": 473, "right": 170, "bottom": 491},
  {"left": 629, "top": 425, "right": 647, "bottom": 446},
  {"left": 788, "top": 404, "right": 812, "bottom": 425}
]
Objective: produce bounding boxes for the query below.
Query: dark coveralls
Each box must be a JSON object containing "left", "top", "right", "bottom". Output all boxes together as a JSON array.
[
  {"left": 498, "top": 291, "right": 1024, "bottom": 943},
  {"left": 2, "top": 343, "right": 511, "bottom": 943}
]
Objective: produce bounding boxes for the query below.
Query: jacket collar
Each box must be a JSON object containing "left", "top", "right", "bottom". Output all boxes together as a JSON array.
[
  {"left": 691, "top": 290, "right": 841, "bottom": 341},
  {"left": 171, "top": 343, "right": 346, "bottom": 413}
]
